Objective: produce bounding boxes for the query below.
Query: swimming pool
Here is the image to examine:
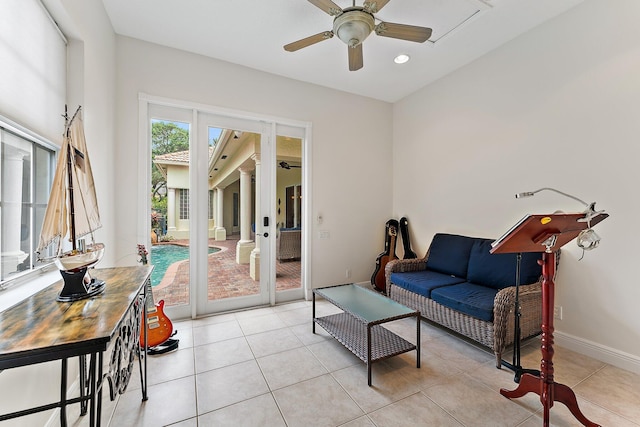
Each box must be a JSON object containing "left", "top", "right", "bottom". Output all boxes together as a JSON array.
[{"left": 150, "top": 244, "right": 220, "bottom": 286}]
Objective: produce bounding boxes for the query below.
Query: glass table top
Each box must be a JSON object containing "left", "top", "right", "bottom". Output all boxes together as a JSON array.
[{"left": 314, "top": 284, "right": 416, "bottom": 323}]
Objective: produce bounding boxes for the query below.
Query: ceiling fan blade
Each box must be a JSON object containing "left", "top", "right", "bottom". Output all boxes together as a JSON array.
[
  {"left": 363, "top": 0, "right": 391, "bottom": 14},
  {"left": 375, "top": 22, "right": 432, "bottom": 43},
  {"left": 308, "top": 0, "right": 343, "bottom": 16},
  {"left": 284, "top": 31, "right": 334, "bottom": 52},
  {"left": 348, "top": 44, "right": 363, "bottom": 71}
]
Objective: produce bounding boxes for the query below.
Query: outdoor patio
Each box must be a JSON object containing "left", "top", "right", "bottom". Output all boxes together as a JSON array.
[{"left": 151, "top": 236, "right": 301, "bottom": 306}]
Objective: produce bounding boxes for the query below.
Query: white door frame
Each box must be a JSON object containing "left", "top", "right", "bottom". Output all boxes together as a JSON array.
[{"left": 138, "top": 93, "right": 311, "bottom": 319}]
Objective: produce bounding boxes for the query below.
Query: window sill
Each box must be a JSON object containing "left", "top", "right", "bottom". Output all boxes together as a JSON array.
[{"left": 0, "top": 268, "right": 60, "bottom": 312}]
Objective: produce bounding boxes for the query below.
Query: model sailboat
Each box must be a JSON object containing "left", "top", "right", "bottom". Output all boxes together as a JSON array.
[{"left": 37, "top": 106, "right": 105, "bottom": 302}]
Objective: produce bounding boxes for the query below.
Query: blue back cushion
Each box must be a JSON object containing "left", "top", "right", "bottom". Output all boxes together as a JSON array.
[
  {"left": 390, "top": 270, "right": 466, "bottom": 299},
  {"left": 425, "top": 234, "right": 476, "bottom": 278},
  {"left": 466, "top": 239, "right": 542, "bottom": 290}
]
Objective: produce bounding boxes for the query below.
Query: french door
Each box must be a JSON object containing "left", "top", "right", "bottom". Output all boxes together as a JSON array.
[{"left": 141, "top": 96, "right": 308, "bottom": 319}]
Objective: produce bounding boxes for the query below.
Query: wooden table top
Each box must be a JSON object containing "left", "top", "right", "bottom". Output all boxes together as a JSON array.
[{"left": 0, "top": 266, "right": 152, "bottom": 364}]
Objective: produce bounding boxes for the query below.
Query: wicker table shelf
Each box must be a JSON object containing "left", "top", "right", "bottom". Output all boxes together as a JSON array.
[{"left": 313, "top": 284, "right": 420, "bottom": 386}]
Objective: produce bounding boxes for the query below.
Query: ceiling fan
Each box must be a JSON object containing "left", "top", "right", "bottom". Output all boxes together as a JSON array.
[
  {"left": 284, "top": 0, "right": 432, "bottom": 71},
  {"left": 279, "top": 161, "right": 302, "bottom": 169}
]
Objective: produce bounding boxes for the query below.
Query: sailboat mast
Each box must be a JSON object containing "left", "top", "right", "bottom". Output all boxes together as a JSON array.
[
  {"left": 64, "top": 105, "right": 81, "bottom": 252},
  {"left": 66, "top": 140, "right": 77, "bottom": 251}
]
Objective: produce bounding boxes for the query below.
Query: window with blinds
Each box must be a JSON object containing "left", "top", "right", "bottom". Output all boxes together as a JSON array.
[{"left": 0, "top": 0, "right": 66, "bottom": 286}]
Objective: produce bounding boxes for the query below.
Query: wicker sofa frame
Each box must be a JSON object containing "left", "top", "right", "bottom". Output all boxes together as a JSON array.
[{"left": 385, "top": 247, "right": 551, "bottom": 367}]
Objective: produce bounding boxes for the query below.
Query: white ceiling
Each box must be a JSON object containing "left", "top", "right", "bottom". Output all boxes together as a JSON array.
[{"left": 101, "top": 0, "right": 583, "bottom": 103}]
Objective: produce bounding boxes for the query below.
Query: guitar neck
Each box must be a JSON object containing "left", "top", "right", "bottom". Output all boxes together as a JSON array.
[
  {"left": 145, "top": 279, "right": 156, "bottom": 310},
  {"left": 389, "top": 233, "right": 397, "bottom": 259}
]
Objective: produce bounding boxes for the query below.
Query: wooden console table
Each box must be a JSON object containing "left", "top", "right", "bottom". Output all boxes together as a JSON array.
[{"left": 0, "top": 266, "right": 152, "bottom": 426}]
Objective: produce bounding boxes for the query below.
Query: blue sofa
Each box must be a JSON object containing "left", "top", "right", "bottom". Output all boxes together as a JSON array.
[{"left": 386, "top": 233, "right": 545, "bottom": 366}]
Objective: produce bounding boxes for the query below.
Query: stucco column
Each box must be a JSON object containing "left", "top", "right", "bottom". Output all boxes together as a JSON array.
[
  {"left": 214, "top": 186, "right": 226, "bottom": 241},
  {"left": 236, "top": 166, "right": 255, "bottom": 264},
  {"left": 250, "top": 154, "right": 261, "bottom": 280},
  {"left": 1, "top": 147, "right": 28, "bottom": 274},
  {"left": 167, "top": 188, "right": 176, "bottom": 231}
]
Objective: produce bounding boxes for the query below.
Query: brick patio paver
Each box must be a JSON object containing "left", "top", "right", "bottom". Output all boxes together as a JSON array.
[{"left": 151, "top": 237, "right": 301, "bottom": 307}]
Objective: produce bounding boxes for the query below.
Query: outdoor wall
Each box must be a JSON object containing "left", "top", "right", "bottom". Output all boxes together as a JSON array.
[
  {"left": 276, "top": 167, "right": 302, "bottom": 230},
  {"left": 223, "top": 180, "right": 241, "bottom": 236},
  {"left": 392, "top": 0, "right": 640, "bottom": 373},
  {"left": 113, "top": 36, "right": 393, "bottom": 290}
]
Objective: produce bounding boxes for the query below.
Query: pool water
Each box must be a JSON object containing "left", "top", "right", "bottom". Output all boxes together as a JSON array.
[{"left": 150, "top": 244, "right": 220, "bottom": 286}]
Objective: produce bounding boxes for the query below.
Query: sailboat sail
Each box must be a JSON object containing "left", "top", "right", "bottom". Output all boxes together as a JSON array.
[{"left": 37, "top": 107, "right": 103, "bottom": 270}]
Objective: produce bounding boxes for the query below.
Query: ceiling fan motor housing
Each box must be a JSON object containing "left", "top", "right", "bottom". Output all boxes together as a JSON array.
[{"left": 333, "top": 8, "right": 375, "bottom": 47}]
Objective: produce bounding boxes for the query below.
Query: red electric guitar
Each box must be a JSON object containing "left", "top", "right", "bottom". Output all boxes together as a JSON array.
[
  {"left": 371, "top": 219, "right": 399, "bottom": 294},
  {"left": 138, "top": 245, "right": 174, "bottom": 348}
]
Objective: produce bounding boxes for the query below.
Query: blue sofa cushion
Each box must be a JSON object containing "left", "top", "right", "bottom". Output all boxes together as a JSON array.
[
  {"left": 431, "top": 282, "right": 498, "bottom": 322},
  {"left": 467, "top": 239, "right": 542, "bottom": 290},
  {"left": 425, "top": 234, "right": 476, "bottom": 278},
  {"left": 390, "top": 270, "right": 466, "bottom": 298}
]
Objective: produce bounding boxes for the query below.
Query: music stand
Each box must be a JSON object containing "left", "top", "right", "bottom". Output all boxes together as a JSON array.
[
  {"left": 500, "top": 252, "right": 541, "bottom": 382},
  {"left": 491, "top": 211, "right": 608, "bottom": 427}
]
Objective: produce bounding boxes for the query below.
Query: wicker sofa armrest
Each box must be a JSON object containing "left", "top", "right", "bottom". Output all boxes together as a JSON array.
[
  {"left": 492, "top": 280, "right": 543, "bottom": 367},
  {"left": 385, "top": 257, "right": 427, "bottom": 294}
]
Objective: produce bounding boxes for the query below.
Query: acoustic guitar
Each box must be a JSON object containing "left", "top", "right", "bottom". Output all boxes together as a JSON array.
[
  {"left": 399, "top": 216, "right": 418, "bottom": 259},
  {"left": 137, "top": 245, "right": 174, "bottom": 348},
  {"left": 371, "top": 219, "right": 399, "bottom": 294}
]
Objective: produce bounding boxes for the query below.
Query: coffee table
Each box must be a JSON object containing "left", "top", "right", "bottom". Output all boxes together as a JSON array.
[{"left": 313, "top": 284, "right": 420, "bottom": 386}]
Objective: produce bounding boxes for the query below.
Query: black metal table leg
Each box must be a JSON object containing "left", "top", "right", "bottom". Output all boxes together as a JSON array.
[
  {"left": 79, "top": 355, "right": 88, "bottom": 415},
  {"left": 367, "top": 325, "right": 372, "bottom": 386},
  {"left": 60, "top": 358, "right": 68, "bottom": 427},
  {"left": 416, "top": 314, "right": 421, "bottom": 368},
  {"left": 312, "top": 292, "right": 316, "bottom": 334},
  {"left": 91, "top": 352, "right": 98, "bottom": 427}
]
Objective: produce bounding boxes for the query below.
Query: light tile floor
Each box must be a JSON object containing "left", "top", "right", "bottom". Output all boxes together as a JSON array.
[{"left": 76, "top": 299, "right": 640, "bottom": 427}]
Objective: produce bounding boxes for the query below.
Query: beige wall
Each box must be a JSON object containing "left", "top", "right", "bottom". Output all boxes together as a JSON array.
[
  {"left": 2, "top": 1, "right": 638, "bottom": 424},
  {"left": 113, "top": 36, "right": 393, "bottom": 289},
  {"left": 393, "top": 0, "right": 640, "bottom": 371}
]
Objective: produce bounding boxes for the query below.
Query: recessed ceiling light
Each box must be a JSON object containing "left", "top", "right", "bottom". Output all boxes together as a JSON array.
[{"left": 394, "top": 54, "right": 410, "bottom": 64}]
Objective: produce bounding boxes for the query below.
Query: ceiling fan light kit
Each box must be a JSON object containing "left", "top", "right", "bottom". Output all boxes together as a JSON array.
[
  {"left": 285, "top": 0, "right": 432, "bottom": 71},
  {"left": 334, "top": 9, "right": 374, "bottom": 47}
]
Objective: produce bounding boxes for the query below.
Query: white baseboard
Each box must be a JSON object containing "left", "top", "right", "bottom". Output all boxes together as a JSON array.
[{"left": 555, "top": 331, "right": 640, "bottom": 375}]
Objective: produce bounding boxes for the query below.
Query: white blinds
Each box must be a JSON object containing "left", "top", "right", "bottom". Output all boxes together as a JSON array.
[{"left": 0, "top": 0, "right": 66, "bottom": 144}]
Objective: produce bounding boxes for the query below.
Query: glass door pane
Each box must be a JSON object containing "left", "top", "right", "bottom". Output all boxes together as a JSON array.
[
  {"left": 147, "top": 117, "right": 192, "bottom": 312},
  {"left": 199, "top": 113, "right": 270, "bottom": 314},
  {"left": 207, "top": 128, "right": 262, "bottom": 304},
  {"left": 273, "top": 123, "right": 306, "bottom": 304},
  {"left": 275, "top": 135, "right": 302, "bottom": 295}
]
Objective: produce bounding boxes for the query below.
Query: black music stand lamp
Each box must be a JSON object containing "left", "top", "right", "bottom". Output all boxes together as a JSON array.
[{"left": 491, "top": 211, "right": 608, "bottom": 427}]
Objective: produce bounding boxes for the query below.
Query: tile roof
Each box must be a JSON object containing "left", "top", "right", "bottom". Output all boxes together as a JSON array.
[{"left": 154, "top": 147, "right": 214, "bottom": 164}]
